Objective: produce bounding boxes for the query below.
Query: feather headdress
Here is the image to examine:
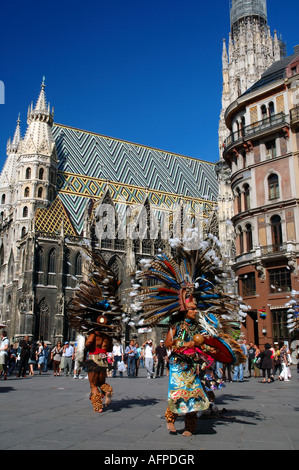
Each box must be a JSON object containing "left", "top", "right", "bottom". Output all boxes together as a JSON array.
[
  {"left": 130, "top": 229, "right": 248, "bottom": 364},
  {"left": 67, "top": 248, "right": 123, "bottom": 340}
]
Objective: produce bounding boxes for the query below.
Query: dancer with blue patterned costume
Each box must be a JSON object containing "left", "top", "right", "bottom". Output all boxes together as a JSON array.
[{"left": 130, "top": 229, "right": 247, "bottom": 436}]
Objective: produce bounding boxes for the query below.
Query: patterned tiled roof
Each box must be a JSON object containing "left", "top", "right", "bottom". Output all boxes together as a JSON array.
[
  {"left": 51, "top": 124, "right": 218, "bottom": 235},
  {"left": 35, "top": 196, "right": 77, "bottom": 236}
]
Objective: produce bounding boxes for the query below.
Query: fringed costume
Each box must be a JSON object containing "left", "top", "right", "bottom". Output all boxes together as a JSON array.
[
  {"left": 130, "top": 229, "right": 247, "bottom": 435},
  {"left": 68, "top": 248, "right": 123, "bottom": 413}
]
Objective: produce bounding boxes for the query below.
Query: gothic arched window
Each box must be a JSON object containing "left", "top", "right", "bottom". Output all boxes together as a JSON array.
[
  {"left": 36, "top": 247, "right": 44, "bottom": 272},
  {"left": 39, "top": 168, "right": 44, "bottom": 180},
  {"left": 237, "top": 226, "right": 244, "bottom": 255},
  {"left": 236, "top": 187, "right": 242, "bottom": 213},
  {"left": 244, "top": 184, "right": 250, "bottom": 210},
  {"left": 270, "top": 215, "right": 283, "bottom": 250},
  {"left": 25, "top": 167, "right": 31, "bottom": 179},
  {"left": 75, "top": 252, "right": 82, "bottom": 276},
  {"left": 48, "top": 248, "right": 56, "bottom": 273},
  {"left": 38, "top": 187, "right": 43, "bottom": 198},
  {"left": 268, "top": 174, "right": 279, "bottom": 200},
  {"left": 23, "top": 206, "right": 28, "bottom": 218},
  {"left": 24, "top": 187, "right": 30, "bottom": 197},
  {"left": 245, "top": 223, "right": 253, "bottom": 252}
]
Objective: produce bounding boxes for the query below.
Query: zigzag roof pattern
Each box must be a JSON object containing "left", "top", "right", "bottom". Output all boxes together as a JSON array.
[{"left": 51, "top": 124, "right": 218, "bottom": 235}]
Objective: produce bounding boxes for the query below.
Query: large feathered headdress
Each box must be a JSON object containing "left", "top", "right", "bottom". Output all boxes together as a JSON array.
[
  {"left": 130, "top": 229, "right": 248, "bottom": 364},
  {"left": 131, "top": 230, "right": 246, "bottom": 328},
  {"left": 67, "top": 248, "right": 123, "bottom": 340}
]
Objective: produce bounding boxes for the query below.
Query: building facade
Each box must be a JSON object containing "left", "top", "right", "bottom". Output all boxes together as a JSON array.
[
  {"left": 222, "top": 46, "right": 299, "bottom": 346},
  {"left": 0, "top": 81, "right": 218, "bottom": 346},
  {"left": 217, "top": 0, "right": 285, "bottom": 261}
]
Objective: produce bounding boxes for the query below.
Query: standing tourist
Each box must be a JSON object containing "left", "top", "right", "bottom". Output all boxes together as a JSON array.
[
  {"left": 125, "top": 340, "right": 137, "bottom": 378},
  {"left": 248, "top": 342, "right": 256, "bottom": 378},
  {"left": 155, "top": 340, "right": 167, "bottom": 377},
  {"left": 261, "top": 343, "right": 273, "bottom": 383},
  {"left": 51, "top": 342, "right": 63, "bottom": 376},
  {"left": 143, "top": 340, "right": 155, "bottom": 379},
  {"left": 63, "top": 341, "right": 74, "bottom": 376},
  {"left": 134, "top": 342, "right": 141, "bottom": 377},
  {"left": 112, "top": 341, "right": 123, "bottom": 377},
  {"left": 0, "top": 331, "right": 9, "bottom": 380},
  {"left": 17, "top": 336, "right": 31, "bottom": 377},
  {"left": 28, "top": 342, "right": 38, "bottom": 376},
  {"left": 278, "top": 342, "right": 290, "bottom": 382}
]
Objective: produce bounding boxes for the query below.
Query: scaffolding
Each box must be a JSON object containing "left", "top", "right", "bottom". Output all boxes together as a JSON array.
[{"left": 230, "top": 0, "right": 267, "bottom": 29}]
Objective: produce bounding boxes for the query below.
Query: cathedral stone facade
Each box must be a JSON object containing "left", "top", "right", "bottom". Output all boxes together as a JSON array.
[{"left": 0, "top": 81, "right": 218, "bottom": 345}]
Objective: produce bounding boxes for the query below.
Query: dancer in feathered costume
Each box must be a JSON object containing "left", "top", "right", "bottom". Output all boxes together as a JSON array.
[
  {"left": 130, "top": 229, "right": 247, "bottom": 435},
  {"left": 68, "top": 248, "right": 123, "bottom": 413}
]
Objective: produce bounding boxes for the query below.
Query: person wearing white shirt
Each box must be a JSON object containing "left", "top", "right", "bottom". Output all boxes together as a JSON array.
[
  {"left": 0, "top": 331, "right": 9, "bottom": 380},
  {"left": 112, "top": 342, "right": 123, "bottom": 377},
  {"left": 143, "top": 340, "right": 155, "bottom": 379}
]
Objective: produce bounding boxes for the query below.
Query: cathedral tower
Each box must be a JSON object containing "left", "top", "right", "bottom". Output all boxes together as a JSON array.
[
  {"left": 14, "top": 79, "right": 57, "bottom": 239},
  {"left": 216, "top": 0, "right": 285, "bottom": 270},
  {"left": 219, "top": 0, "right": 285, "bottom": 158}
]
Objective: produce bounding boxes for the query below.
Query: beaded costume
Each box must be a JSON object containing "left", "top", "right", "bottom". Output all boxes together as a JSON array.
[
  {"left": 130, "top": 229, "right": 247, "bottom": 435},
  {"left": 68, "top": 248, "right": 123, "bottom": 413}
]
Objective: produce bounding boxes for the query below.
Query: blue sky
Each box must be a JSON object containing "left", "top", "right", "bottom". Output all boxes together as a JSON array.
[{"left": 0, "top": 0, "right": 298, "bottom": 169}]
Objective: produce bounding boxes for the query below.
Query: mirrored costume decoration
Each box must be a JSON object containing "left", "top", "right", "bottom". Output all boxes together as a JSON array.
[
  {"left": 68, "top": 248, "right": 123, "bottom": 413},
  {"left": 130, "top": 229, "right": 247, "bottom": 435}
]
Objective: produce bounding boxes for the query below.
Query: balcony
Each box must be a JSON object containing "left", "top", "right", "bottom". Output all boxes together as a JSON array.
[
  {"left": 290, "top": 106, "right": 299, "bottom": 128},
  {"left": 224, "top": 112, "right": 289, "bottom": 154},
  {"left": 260, "top": 243, "right": 287, "bottom": 257}
]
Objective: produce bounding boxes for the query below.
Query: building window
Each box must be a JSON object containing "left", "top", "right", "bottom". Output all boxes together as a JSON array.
[
  {"left": 266, "top": 140, "right": 277, "bottom": 159},
  {"left": 23, "top": 206, "right": 28, "bottom": 217},
  {"left": 270, "top": 214, "right": 283, "bottom": 249},
  {"left": 1, "top": 194, "right": 5, "bottom": 204},
  {"left": 261, "top": 104, "right": 267, "bottom": 119},
  {"left": 236, "top": 187, "right": 242, "bottom": 213},
  {"left": 269, "top": 267, "right": 291, "bottom": 293},
  {"left": 268, "top": 101, "right": 275, "bottom": 118},
  {"left": 245, "top": 223, "right": 253, "bottom": 252},
  {"left": 24, "top": 187, "right": 30, "bottom": 197},
  {"left": 25, "top": 168, "right": 31, "bottom": 179},
  {"left": 271, "top": 309, "right": 289, "bottom": 340},
  {"left": 39, "top": 168, "right": 44, "bottom": 180},
  {"left": 75, "top": 252, "right": 82, "bottom": 276},
  {"left": 48, "top": 248, "right": 56, "bottom": 273},
  {"left": 36, "top": 247, "right": 44, "bottom": 272},
  {"left": 244, "top": 184, "right": 250, "bottom": 210},
  {"left": 38, "top": 187, "right": 43, "bottom": 198},
  {"left": 268, "top": 174, "right": 280, "bottom": 200},
  {"left": 237, "top": 226, "right": 244, "bottom": 254},
  {"left": 240, "top": 272, "right": 256, "bottom": 297}
]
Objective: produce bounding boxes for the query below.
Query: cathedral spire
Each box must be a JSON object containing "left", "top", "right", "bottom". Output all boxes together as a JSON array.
[
  {"left": 27, "top": 77, "right": 54, "bottom": 126},
  {"left": 6, "top": 114, "right": 21, "bottom": 154}
]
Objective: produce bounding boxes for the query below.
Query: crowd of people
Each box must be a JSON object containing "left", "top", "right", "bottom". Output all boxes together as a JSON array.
[
  {"left": 0, "top": 331, "right": 171, "bottom": 380},
  {"left": 215, "top": 339, "right": 297, "bottom": 384},
  {"left": 0, "top": 329, "right": 298, "bottom": 384}
]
